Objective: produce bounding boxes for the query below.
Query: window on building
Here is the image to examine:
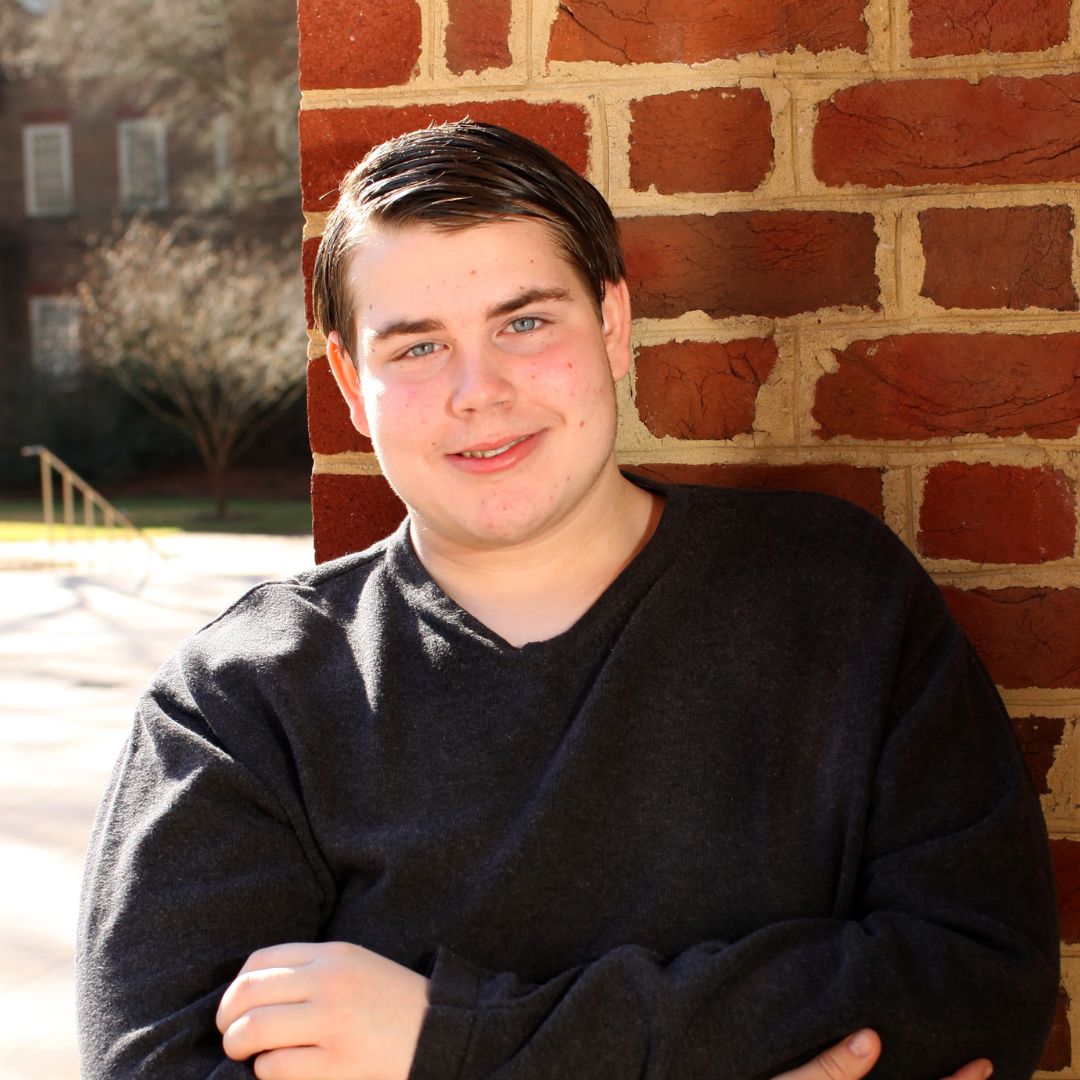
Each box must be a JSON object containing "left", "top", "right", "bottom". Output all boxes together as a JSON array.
[
  {"left": 274, "top": 79, "right": 300, "bottom": 171},
  {"left": 30, "top": 296, "right": 81, "bottom": 378},
  {"left": 211, "top": 113, "right": 231, "bottom": 202},
  {"left": 118, "top": 118, "right": 168, "bottom": 210},
  {"left": 24, "top": 123, "right": 73, "bottom": 217},
  {"left": 213, "top": 114, "right": 230, "bottom": 181}
]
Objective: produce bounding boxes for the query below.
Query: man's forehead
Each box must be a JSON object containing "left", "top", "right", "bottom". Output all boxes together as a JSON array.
[
  {"left": 346, "top": 219, "right": 583, "bottom": 321},
  {"left": 348, "top": 217, "right": 565, "bottom": 269}
]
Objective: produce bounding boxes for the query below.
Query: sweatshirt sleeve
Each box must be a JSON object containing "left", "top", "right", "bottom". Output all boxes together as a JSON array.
[
  {"left": 75, "top": 651, "right": 334, "bottom": 1080},
  {"left": 409, "top": 605, "right": 1060, "bottom": 1080}
]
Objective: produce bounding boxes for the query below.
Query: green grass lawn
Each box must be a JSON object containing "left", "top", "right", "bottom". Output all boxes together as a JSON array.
[{"left": 0, "top": 495, "right": 312, "bottom": 541}]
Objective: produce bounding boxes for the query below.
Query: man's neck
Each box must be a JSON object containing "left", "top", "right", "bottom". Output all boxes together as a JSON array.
[{"left": 409, "top": 472, "right": 663, "bottom": 648}]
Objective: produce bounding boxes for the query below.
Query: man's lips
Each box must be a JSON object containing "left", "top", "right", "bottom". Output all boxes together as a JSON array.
[
  {"left": 446, "top": 432, "right": 543, "bottom": 473},
  {"left": 454, "top": 435, "right": 532, "bottom": 459}
]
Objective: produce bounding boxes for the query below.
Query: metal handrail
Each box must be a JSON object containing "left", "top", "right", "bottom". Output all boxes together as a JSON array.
[{"left": 19, "top": 445, "right": 164, "bottom": 563}]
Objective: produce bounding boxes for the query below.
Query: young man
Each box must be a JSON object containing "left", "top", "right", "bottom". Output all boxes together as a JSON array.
[{"left": 77, "top": 122, "right": 1058, "bottom": 1079}]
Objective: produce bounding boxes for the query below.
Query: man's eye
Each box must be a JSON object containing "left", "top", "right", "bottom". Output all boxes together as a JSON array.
[
  {"left": 404, "top": 341, "right": 439, "bottom": 358},
  {"left": 508, "top": 316, "right": 542, "bottom": 334}
]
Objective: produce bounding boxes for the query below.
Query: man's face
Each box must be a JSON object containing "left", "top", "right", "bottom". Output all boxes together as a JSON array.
[{"left": 327, "top": 218, "right": 633, "bottom": 554}]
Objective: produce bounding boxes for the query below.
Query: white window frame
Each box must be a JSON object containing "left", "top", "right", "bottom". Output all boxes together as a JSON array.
[
  {"left": 118, "top": 118, "right": 168, "bottom": 210},
  {"left": 24, "top": 123, "right": 73, "bottom": 217},
  {"left": 30, "top": 296, "right": 81, "bottom": 378}
]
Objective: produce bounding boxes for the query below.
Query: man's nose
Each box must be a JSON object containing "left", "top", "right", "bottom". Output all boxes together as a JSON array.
[{"left": 449, "top": 343, "right": 515, "bottom": 414}]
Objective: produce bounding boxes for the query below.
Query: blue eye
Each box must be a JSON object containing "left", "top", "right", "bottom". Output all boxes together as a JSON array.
[
  {"left": 405, "top": 341, "right": 438, "bottom": 358},
  {"left": 509, "top": 316, "right": 541, "bottom": 333}
]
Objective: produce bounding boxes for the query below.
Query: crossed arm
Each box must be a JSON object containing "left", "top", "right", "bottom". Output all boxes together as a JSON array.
[
  {"left": 216, "top": 940, "right": 993, "bottom": 1080},
  {"left": 216, "top": 940, "right": 995, "bottom": 1080}
]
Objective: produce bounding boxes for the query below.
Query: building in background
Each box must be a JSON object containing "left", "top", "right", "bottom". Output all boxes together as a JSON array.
[{"left": 0, "top": 0, "right": 302, "bottom": 488}]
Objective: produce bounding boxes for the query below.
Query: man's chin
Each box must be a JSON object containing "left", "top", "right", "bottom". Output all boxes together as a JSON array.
[{"left": 409, "top": 505, "right": 566, "bottom": 555}]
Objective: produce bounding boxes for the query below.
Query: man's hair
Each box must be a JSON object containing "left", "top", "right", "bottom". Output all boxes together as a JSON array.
[{"left": 311, "top": 120, "right": 625, "bottom": 358}]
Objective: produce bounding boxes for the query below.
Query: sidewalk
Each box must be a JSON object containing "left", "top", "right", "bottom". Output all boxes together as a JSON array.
[{"left": 0, "top": 532, "right": 315, "bottom": 1079}]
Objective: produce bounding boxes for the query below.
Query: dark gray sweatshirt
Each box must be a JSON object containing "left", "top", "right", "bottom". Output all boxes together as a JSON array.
[{"left": 77, "top": 481, "right": 1059, "bottom": 1079}]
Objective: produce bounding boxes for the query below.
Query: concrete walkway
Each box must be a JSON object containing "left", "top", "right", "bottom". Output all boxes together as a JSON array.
[{"left": 0, "top": 532, "right": 315, "bottom": 1079}]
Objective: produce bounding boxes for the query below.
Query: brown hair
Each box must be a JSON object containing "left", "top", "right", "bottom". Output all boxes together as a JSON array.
[{"left": 311, "top": 120, "right": 625, "bottom": 358}]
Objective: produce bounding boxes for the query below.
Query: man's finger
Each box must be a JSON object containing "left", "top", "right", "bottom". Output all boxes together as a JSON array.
[
  {"left": 216, "top": 964, "right": 309, "bottom": 1033},
  {"left": 251, "top": 1045, "right": 332, "bottom": 1080},
  {"left": 773, "top": 1030, "right": 881, "bottom": 1080},
  {"left": 220, "top": 1001, "right": 320, "bottom": 1062},
  {"left": 943, "top": 1059, "right": 993, "bottom": 1080},
  {"left": 237, "top": 942, "right": 320, "bottom": 975}
]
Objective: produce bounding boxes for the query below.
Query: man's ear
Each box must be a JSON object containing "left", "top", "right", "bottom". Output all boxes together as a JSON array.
[
  {"left": 326, "top": 331, "right": 371, "bottom": 438},
  {"left": 600, "top": 279, "right": 633, "bottom": 382}
]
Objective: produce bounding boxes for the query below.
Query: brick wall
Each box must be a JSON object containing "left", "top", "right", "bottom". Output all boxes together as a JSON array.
[{"left": 296, "top": 0, "right": 1080, "bottom": 1067}]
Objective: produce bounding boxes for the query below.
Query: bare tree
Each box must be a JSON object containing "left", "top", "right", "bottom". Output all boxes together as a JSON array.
[{"left": 80, "top": 217, "right": 307, "bottom": 518}]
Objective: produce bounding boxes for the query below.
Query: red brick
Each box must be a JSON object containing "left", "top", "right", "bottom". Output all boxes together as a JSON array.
[
  {"left": 547, "top": 0, "right": 868, "bottom": 63},
  {"left": 920, "top": 205, "right": 1077, "bottom": 311},
  {"left": 23, "top": 108, "right": 70, "bottom": 124},
  {"left": 815, "top": 75, "right": 1080, "bottom": 188},
  {"left": 307, "top": 356, "right": 371, "bottom": 456},
  {"left": 910, "top": 0, "right": 1069, "bottom": 57},
  {"left": 298, "top": 0, "right": 421, "bottom": 91},
  {"left": 302, "top": 236, "right": 321, "bottom": 329},
  {"left": 627, "top": 463, "right": 885, "bottom": 519},
  {"left": 630, "top": 89, "right": 773, "bottom": 195},
  {"left": 312, "top": 472, "right": 405, "bottom": 562},
  {"left": 300, "top": 102, "right": 589, "bottom": 213},
  {"left": 1011, "top": 716, "right": 1065, "bottom": 796},
  {"left": 446, "top": 0, "right": 512, "bottom": 74},
  {"left": 942, "top": 586, "right": 1080, "bottom": 689},
  {"left": 1037, "top": 983, "right": 1072, "bottom": 1071},
  {"left": 1050, "top": 839, "right": 1080, "bottom": 945},
  {"left": 622, "top": 213, "right": 879, "bottom": 320},
  {"left": 918, "top": 463, "right": 1076, "bottom": 564},
  {"left": 813, "top": 333, "right": 1080, "bottom": 441},
  {"left": 634, "top": 338, "right": 778, "bottom": 440}
]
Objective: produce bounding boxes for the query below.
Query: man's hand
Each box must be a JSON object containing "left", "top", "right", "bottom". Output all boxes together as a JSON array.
[
  {"left": 773, "top": 1030, "right": 993, "bottom": 1080},
  {"left": 216, "top": 941, "right": 429, "bottom": 1080}
]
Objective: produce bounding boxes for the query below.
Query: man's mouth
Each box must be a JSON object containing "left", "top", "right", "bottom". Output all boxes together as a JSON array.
[{"left": 458, "top": 436, "right": 530, "bottom": 460}]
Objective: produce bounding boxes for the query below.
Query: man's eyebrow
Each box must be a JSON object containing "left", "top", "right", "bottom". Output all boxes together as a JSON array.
[
  {"left": 487, "top": 288, "right": 572, "bottom": 321},
  {"left": 371, "top": 317, "right": 445, "bottom": 342}
]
